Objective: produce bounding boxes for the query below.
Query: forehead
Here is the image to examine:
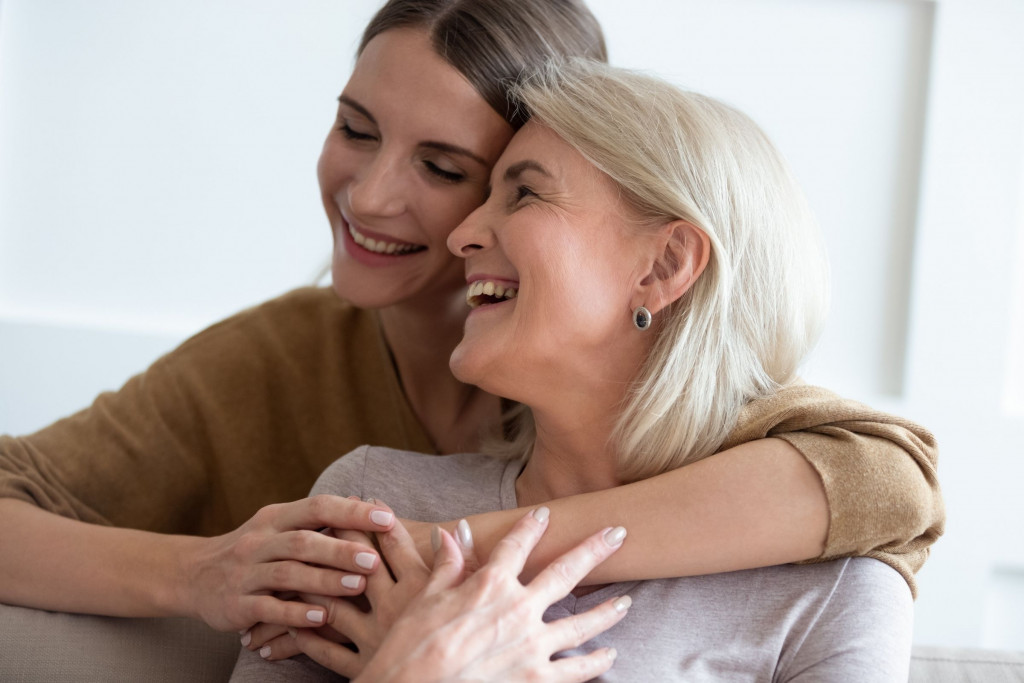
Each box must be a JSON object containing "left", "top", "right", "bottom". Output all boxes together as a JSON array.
[
  {"left": 346, "top": 28, "right": 510, "bottom": 163},
  {"left": 495, "top": 122, "right": 611, "bottom": 190}
]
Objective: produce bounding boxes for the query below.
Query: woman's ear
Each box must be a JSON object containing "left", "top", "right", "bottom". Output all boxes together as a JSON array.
[{"left": 638, "top": 220, "right": 710, "bottom": 315}]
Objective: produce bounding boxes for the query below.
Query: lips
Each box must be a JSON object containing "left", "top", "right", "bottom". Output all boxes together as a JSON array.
[
  {"left": 343, "top": 213, "right": 426, "bottom": 256},
  {"left": 465, "top": 279, "right": 518, "bottom": 308}
]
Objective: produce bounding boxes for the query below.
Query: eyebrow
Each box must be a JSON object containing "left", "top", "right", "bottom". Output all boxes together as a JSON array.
[
  {"left": 503, "top": 160, "right": 551, "bottom": 183},
  {"left": 338, "top": 95, "right": 488, "bottom": 167},
  {"left": 338, "top": 95, "right": 376, "bottom": 125}
]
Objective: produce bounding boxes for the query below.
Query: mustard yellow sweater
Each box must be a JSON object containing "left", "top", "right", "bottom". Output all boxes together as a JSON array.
[{"left": 0, "top": 288, "right": 942, "bottom": 593}]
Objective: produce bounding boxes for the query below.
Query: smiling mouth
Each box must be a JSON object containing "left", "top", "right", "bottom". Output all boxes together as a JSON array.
[
  {"left": 466, "top": 280, "right": 518, "bottom": 308},
  {"left": 347, "top": 222, "right": 426, "bottom": 255}
]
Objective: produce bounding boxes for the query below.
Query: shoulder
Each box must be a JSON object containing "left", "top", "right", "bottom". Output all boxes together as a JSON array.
[
  {"left": 171, "top": 287, "right": 365, "bottom": 355},
  {"left": 779, "top": 558, "right": 913, "bottom": 681},
  {"left": 148, "top": 287, "right": 381, "bottom": 387},
  {"left": 822, "top": 556, "right": 913, "bottom": 615},
  {"left": 313, "top": 447, "right": 513, "bottom": 522}
]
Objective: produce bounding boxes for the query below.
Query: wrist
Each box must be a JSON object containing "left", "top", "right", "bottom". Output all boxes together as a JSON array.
[{"left": 160, "top": 533, "right": 209, "bottom": 619}]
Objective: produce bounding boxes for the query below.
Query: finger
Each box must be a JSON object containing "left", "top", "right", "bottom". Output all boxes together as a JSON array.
[
  {"left": 331, "top": 527, "right": 375, "bottom": 547},
  {"left": 422, "top": 528, "right": 467, "bottom": 596},
  {"left": 453, "top": 519, "right": 483, "bottom": 578},
  {"left": 292, "top": 627, "right": 362, "bottom": 678},
  {"left": 547, "top": 594, "right": 631, "bottom": 653},
  {"left": 374, "top": 516, "right": 429, "bottom": 584},
  {"left": 256, "top": 528, "right": 381, "bottom": 576},
  {"left": 247, "top": 558, "right": 369, "bottom": 597},
  {"left": 254, "top": 631, "right": 303, "bottom": 661},
  {"left": 242, "top": 594, "right": 330, "bottom": 629},
  {"left": 547, "top": 647, "right": 620, "bottom": 683},
  {"left": 242, "top": 621, "right": 289, "bottom": 650},
  {"left": 363, "top": 551, "right": 397, "bottom": 605},
  {"left": 266, "top": 495, "right": 395, "bottom": 534},
  {"left": 528, "top": 525, "right": 625, "bottom": 605},
  {"left": 486, "top": 507, "right": 551, "bottom": 575},
  {"left": 298, "top": 592, "right": 374, "bottom": 645}
]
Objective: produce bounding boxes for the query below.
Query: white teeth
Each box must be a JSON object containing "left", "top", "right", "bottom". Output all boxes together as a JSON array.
[
  {"left": 347, "top": 222, "right": 421, "bottom": 255},
  {"left": 466, "top": 280, "right": 518, "bottom": 308}
]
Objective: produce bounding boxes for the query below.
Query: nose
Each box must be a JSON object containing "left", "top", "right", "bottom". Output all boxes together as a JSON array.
[
  {"left": 348, "top": 149, "right": 406, "bottom": 218},
  {"left": 447, "top": 203, "right": 494, "bottom": 258}
]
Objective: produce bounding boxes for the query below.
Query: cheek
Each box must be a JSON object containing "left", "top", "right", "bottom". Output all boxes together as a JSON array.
[
  {"left": 317, "top": 141, "right": 356, "bottom": 198},
  {"left": 422, "top": 190, "right": 486, "bottom": 244}
]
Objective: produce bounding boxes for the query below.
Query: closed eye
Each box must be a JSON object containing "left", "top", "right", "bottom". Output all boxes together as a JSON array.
[
  {"left": 339, "top": 122, "right": 376, "bottom": 142},
  {"left": 514, "top": 185, "right": 538, "bottom": 203},
  {"left": 424, "top": 160, "right": 466, "bottom": 184}
]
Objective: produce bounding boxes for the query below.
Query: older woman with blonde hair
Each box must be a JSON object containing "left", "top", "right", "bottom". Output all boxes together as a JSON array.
[{"left": 233, "top": 59, "right": 916, "bottom": 682}]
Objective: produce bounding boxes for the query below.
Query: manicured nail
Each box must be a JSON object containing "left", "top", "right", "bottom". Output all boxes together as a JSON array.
[
  {"left": 456, "top": 519, "right": 474, "bottom": 550},
  {"left": 240, "top": 631, "right": 251, "bottom": 647},
  {"left": 306, "top": 609, "right": 324, "bottom": 624},
  {"left": 259, "top": 645, "right": 272, "bottom": 659},
  {"left": 532, "top": 506, "right": 550, "bottom": 523},
  {"left": 604, "top": 526, "right": 627, "bottom": 547},
  {"left": 355, "top": 552, "right": 377, "bottom": 570},
  {"left": 370, "top": 509, "right": 393, "bottom": 526},
  {"left": 607, "top": 647, "right": 618, "bottom": 661},
  {"left": 287, "top": 627, "right": 297, "bottom": 638},
  {"left": 431, "top": 525, "right": 442, "bottom": 553},
  {"left": 341, "top": 574, "right": 361, "bottom": 589},
  {"left": 613, "top": 595, "right": 632, "bottom": 613}
]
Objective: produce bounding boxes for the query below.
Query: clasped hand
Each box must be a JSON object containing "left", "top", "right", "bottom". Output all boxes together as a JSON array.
[{"left": 255, "top": 506, "right": 631, "bottom": 682}]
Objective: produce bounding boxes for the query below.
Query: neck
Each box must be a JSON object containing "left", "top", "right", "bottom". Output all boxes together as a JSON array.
[
  {"left": 514, "top": 401, "right": 623, "bottom": 507},
  {"left": 378, "top": 291, "right": 500, "bottom": 454}
]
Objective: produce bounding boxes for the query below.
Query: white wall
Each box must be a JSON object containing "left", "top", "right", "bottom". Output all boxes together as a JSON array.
[{"left": 1, "top": 0, "right": 1022, "bottom": 649}]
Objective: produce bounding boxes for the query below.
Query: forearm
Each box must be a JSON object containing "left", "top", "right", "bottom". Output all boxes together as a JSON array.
[
  {"left": 446, "top": 438, "right": 828, "bottom": 583},
  {"left": 0, "top": 499, "right": 197, "bottom": 617}
]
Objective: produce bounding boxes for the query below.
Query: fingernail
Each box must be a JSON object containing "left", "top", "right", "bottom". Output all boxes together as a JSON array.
[
  {"left": 364, "top": 497, "right": 376, "bottom": 504},
  {"left": 532, "top": 506, "right": 550, "bottom": 523},
  {"left": 259, "top": 645, "right": 272, "bottom": 659},
  {"left": 604, "top": 526, "right": 627, "bottom": 547},
  {"left": 613, "top": 595, "right": 632, "bottom": 612},
  {"left": 431, "top": 525, "right": 442, "bottom": 553},
  {"left": 370, "top": 509, "right": 394, "bottom": 526},
  {"left": 287, "top": 627, "right": 297, "bottom": 638},
  {"left": 456, "top": 519, "right": 474, "bottom": 550},
  {"left": 307, "top": 609, "right": 324, "bottom": 624},
  {"left": 240, "top": 631, "right": 251, "bottom": 647},
  {"left": 341, "top": 574, "right": 361, "bottom": 589},
  {"left": 607, "top": 647, "right": 618, "bottom": 661},
  {"left": 355, "top": 552, "right": 377, "bottom": 570}
]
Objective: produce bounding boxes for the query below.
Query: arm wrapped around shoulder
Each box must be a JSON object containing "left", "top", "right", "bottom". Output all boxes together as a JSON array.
[{"left": 725, "top": 383, "right": 942, "bottom": 597}]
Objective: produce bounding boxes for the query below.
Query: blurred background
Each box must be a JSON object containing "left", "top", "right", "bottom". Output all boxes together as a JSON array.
[{"left": 1, "top": 0, "right": 1022, "bottom": 649}]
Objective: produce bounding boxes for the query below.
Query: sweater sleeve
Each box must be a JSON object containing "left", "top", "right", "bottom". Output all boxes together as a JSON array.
[{"left": 722, "top": 383, "right": 943, "bottom": 597}]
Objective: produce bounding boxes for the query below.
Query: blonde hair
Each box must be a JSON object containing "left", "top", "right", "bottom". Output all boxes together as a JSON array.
[{"left": 500, "top": 61, "right": 829, "bottom": 482}]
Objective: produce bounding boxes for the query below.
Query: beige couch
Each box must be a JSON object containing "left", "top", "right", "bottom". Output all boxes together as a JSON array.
[{"left": 910, "top": 646, "right": 1024, "bottom": 682}]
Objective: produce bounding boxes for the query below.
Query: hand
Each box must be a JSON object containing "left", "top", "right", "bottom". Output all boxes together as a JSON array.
[
  {"left": 296, "top": 507, "right": 632, "bottom": 682},
  {"left": 260, "top": 505, "right": 477, "bottom": 667},
  {"left": 181, "top": 494, "right": 395, "bottom": 633}
]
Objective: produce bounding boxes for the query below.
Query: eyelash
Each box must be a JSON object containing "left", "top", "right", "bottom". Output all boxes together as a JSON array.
[
  {"left": 515, "top": 185, "right": 538, "bottom": 202},
  {"left": 339, "top": 123, "right": 465, "bottom": 184},
  {"left": 424, "top": 161, "right": 465, "bottom": 184},
  {"left": 339, "top": 122, "right": 375, "bottom": 142}
]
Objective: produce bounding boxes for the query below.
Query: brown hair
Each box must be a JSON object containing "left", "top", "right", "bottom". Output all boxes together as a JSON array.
[{"left": 358, "top": 0, "right": 607, "bottom": 128}]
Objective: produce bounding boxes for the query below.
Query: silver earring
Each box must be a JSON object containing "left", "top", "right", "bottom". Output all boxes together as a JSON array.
[{"left": 633, "top": 306, "right": 652, "bottom": 331}]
